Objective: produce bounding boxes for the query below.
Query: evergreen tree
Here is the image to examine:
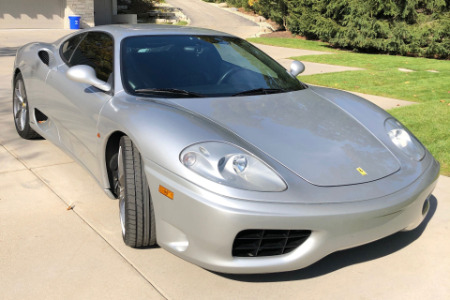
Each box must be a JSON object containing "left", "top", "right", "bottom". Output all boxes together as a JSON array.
[{"left": 213, "top": 0, "right": 449, "bottom": 58}]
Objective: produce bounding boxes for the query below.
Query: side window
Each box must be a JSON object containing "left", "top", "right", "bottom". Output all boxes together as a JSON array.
[
  {"left": 68, "top": 32, "right": 114, "bottom": 82},
  {"left": 60, "top": 33, "right": 86, "bottom": 63}
]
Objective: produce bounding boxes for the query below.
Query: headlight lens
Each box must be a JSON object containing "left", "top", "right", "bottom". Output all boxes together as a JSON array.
[
  {"left": 385, "top": 118, "right": 425, "bottom": 161},
  {"left": 180, "top": 142, "right": 286, "bottom": 191}
]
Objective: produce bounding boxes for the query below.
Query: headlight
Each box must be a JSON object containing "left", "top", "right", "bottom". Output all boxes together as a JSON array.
[
  {"left": 385, "top": 118, "right": 425, "bottom": 161},
  {"left": 180, "top": 142, "right": 286, "bottom": 191}
]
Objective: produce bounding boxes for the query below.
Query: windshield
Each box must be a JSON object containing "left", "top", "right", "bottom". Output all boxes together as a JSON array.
[{"left": 121, "top": 35, "right": 306, "bottom": 97}]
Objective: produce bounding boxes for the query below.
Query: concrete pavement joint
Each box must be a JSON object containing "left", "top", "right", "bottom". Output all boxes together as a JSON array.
[
  {"left": 29, "top": 160, "right": 76, "bottom": 170},
  {"left": 29, "top": 167, "right": 170, "bottom": 300},
  {"left": 1, "top": 143, "right": 28, "bottom": 170},
  {"left": 0, "top": 126, "right": 171, "bottom": 296},
  {"left": 1, "top": 141, "right": 74, "bottom": 170},
  {"left": 0, "top": 168, "right": 27, "bottom": 176}
]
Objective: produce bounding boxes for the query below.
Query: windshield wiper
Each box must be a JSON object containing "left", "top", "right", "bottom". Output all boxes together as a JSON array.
[
  {"left": 232, "top": 88, "right": 288, "bottom": 97},
  {"left": 134, "top": 88, "right": 204, "bottom": 98}
]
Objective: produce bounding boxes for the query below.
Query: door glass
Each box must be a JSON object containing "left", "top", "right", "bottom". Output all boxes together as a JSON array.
[
  {"left": 60, "top": 33, "right": 86, "bottom": 63},
  {"left": 69, "top": 32, "right": 114, "bottom": 82}
]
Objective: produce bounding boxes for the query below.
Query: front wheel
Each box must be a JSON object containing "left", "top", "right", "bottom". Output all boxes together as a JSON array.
[
  {"left": 117, "top": 136, "right": 156, "bottom": 248},
  {"left": 13, "top": 73, "right": 40, "bottom": 139}
]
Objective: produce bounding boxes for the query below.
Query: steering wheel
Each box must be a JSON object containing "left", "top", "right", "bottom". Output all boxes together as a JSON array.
[{"left": 216, "top": 68, "right": 244, "bottom": 85}]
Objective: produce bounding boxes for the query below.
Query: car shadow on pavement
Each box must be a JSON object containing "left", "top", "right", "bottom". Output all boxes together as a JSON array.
[
  {"left": 219, "top": 195, "right": 438, "bottom": 282},
  {"left": 0, "top": 47, "right": 19, "bottom": 57}
]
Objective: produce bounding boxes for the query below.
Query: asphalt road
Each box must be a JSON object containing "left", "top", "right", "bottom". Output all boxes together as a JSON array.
[{"left": 165, "top": 0, "right": 261, "bottom": 37}]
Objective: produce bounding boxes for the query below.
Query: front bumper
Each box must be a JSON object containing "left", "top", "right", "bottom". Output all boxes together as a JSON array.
[{"left": 144, "top": 157, "right": 439, "bottom": 274}]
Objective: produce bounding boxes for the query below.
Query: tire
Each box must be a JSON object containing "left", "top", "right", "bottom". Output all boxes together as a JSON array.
[
  {"left": 13, "top": 73, "right": 40, "bottom": 139},
  {"left": 117, "top": 136, "right": 156, "bottom": 248}
]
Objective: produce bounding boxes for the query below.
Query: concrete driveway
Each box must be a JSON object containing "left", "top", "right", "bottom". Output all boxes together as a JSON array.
[
  {"left": 1, "top": 29, "right": 450, "bottom": 300},
  {"left": 165, "top": 0, "right": 261, "bottom": 38}
]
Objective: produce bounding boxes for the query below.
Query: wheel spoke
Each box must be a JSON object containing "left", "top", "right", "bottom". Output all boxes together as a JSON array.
[
  {"left": 14, "top": 107, "right": 22, "bottom": 120},
  {"left": 15, "top": 109, "right": 24, "bottom": 131},
  {"left": 18, "top": 80, "right": 26, "bottom": 101},
  {"left": 15, "top": 83, "right": 24, "bottom": 104},
  {"left": 13, "top": 89, "right": 23, "bottom": 114},
  {"left": 20, "top": 107, "right": 27, "bottom": 130}
]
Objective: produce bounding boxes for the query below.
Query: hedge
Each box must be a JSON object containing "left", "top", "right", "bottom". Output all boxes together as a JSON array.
[{"left": 206, "top": 0, "right": 449, "bottom": 59}]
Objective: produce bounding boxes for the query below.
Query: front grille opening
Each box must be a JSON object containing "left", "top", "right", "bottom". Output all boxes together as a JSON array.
[{"left": 232, "top": 229, "right": 311, "bottom": 257}]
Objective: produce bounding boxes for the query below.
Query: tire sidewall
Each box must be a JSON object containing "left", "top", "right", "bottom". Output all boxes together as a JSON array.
[{"left": 118, "top": 136, "right": 156, "bottom": 248}]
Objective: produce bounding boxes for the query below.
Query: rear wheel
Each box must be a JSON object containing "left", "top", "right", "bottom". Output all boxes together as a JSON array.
[
  {"left": 13, "top": 73, "right": 40, "bottom": 139},
  {"left": 117, "top": 136, "right": 156, "bottom": 248}
]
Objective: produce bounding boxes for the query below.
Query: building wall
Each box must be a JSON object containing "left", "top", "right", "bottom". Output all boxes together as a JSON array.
[
  {"left": 65, "top": 0, "right": 95, "bottom": 29},
  {"left": 0, "top": 0, "right": 113, "bottom": 29},
  {"left": 0, "top": 0, "right": 64, "bottom": 29}
]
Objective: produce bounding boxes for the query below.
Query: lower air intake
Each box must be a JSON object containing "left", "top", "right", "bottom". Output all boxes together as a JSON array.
[{"left": 232, "top": 229, "right": 311, "bottom": 257}]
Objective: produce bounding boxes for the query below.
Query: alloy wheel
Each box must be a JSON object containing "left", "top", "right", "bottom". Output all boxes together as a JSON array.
[{"left": 13, "top": 79, "right": 27, "bottom": 131}]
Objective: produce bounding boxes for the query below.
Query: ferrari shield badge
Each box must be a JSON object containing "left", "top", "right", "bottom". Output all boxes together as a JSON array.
[{"left": 356, "top": 167, "right": 367, "bottom": 176}]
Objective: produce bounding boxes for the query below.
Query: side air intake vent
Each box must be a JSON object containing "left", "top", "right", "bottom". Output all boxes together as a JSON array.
[
  {"left": 35, "top": 108, "right": 48, "bottom": 123},
  {"left": 232, "top": 229, "right": 311, "bottom": 257},
  {"left": 38, "top": 51, "right": 50, "bottom": 66}
]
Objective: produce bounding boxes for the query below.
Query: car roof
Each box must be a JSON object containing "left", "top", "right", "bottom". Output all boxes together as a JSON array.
[{"left": 83, "top": 24, "right": 235, "bottom": 40}]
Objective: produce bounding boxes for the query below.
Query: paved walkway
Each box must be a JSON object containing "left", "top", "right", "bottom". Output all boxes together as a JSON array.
[{"left": 1, "top": 28, "right": 448, "bottom": 300}]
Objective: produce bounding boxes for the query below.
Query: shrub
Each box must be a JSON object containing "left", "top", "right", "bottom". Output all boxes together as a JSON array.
[{"left": 209, "top": 0, "right": 449, "bottom": 58}]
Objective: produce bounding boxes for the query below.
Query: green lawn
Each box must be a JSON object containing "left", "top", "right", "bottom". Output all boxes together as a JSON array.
[
  {"left": 249, "top": 37, "right": 450, "bottom": 175},
  {"left": 294, "top": 52, "right": 450, "bottom": 103},
  {"left": 174, "top": 20, "right": 188, "bottom": 26}
]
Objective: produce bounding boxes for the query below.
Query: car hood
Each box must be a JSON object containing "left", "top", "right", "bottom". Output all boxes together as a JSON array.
[{"left": 168, "top": 89, "right": 400, "bottom": 186}]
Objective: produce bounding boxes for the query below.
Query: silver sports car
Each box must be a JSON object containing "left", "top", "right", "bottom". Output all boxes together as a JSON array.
[{"left": 13, "top": 25, "right": 439, "bottom": 274}]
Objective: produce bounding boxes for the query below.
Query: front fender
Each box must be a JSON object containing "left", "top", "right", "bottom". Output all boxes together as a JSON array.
[{"left": 96, "top": 92, "right": 263, "bottom": 190}]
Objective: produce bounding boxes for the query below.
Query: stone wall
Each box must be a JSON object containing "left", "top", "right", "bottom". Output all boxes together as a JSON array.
[{"left": 64, "top": 0, "right": 95, "bottom": 29}]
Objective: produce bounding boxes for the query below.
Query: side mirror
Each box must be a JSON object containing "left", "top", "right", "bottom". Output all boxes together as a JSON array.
[
  {"left": 289, "top": 60, "right": 305, "bottom": 77},
  {"left": 66, "top": 65, "right": 111, "bottom": 92}
]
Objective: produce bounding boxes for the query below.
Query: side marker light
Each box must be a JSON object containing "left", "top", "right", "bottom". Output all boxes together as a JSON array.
[{"left": 159, "top": 185, "right": 174, "bottom": 200}]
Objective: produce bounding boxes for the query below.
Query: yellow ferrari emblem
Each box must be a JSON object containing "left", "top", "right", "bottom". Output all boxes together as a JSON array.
[{"left": 356, "top": 167, "right": 367, "bottom": 176}]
